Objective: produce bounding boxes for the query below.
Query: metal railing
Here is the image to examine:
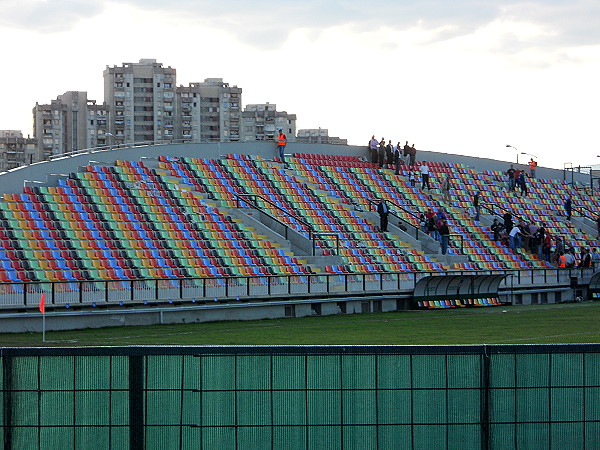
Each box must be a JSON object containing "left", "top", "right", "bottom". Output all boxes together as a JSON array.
[
  {"left": 47, "top": 138, "right": 233, "bottom": 161},
  {"left": 234, "top": 193, "right": 340, "bottom": 255},
  {"left": 368, "top": 198, "right": 421, "bottom": 239},
  {"left": 447, "top": 233, "right": 465, "bottom": 254},
  {"left": 0, "top": 267, "right": 592, "bottom": 311}
]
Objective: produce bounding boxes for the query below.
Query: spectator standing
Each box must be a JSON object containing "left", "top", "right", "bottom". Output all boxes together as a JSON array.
[
  {"left": 542, "top": 234, "right": 552, "bottom": 262},
  {"left": 403, "top": 141, "right": 411, "bottom": 165},
  {"left": 418, "top": 213, "right": 428, "bottom": 233},
  {"left": 473, "top": 191, "right": 481, "bottom": 221},
  {"left": 506, "top": 165, "right": 516, "bottom": 192},
  {"left": 503, "top": 212, "right": 513, "bottom": 233},
  {"left": 386, "top": 141, "right": 394, "bottom": 169},
  {"left": 579, "top": 248, "right": 591, "bottom": 268},
  {"left": 425, "top": 208, "right": 436, "bottom": 237},
  {"left": 378, "top": 139, "right": 386, "bottom": 169},
  {"left": 529, "top": 158, "right": 538, "bottom": 178},
  {"left": 408, "top": 170, "right": 416, "bottom": 187},
  {"left": 394, "top": 143, "right": 402, "bottom": 175},
  {"left": 518, "top": 172, "right": 528, "bottom": 197},
  {"left": 553, "top": 236, "right": 565, "bottom": 263},
  {"left": 491, "top": 219, "right": 503, "bottom": 242},
  {"left": 558, "top": 252, "right": 567, "bottom": 268},
  {"left": 439, "top": 219, "right": 450, "bottom": 255},
  {"left": 564, "top": 250, "right": 576, "bottom": 268},
  {"left": 277, "top": 129, "right": 287, "bottom": 165},
  {"left": 591, "top": 248, "right": 600, "bottom": 269},
  {"left": 409, "top": 144, "right": 417, "bottom": 166},
  {"left": 535, "top": 224, "right": 546, "bottom": 257},
  {"left": 441, "top": 175, "right": 451, "bottom": 201},
  {"left": 377, "top": 200, "right": 389, "bottom": 232},
  {"left": 369, "top": 136, "right": 379, "bottom": 164},
  {"left": 509, "top": 225, "right": 521, "bottom": 251},
  {"left": 564, "top": 196, "right": 572, "bottom": 221},
  {"left": 420, "top": 161, "right": 431, "bottom": 190},
  {"left": 528, "top": 222, "right": 539, "bottom": 253}
]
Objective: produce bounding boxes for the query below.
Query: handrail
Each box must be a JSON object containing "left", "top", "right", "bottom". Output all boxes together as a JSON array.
[
  {"left": 235, "top": 193, "right": 312, "bottom": 232},
  {"left": 481, "top": 201, "right": 526, "bottom": 226},
  {"left": 234, "top": 193, "right": 341, "bottom": 255},
  {"left": 448, "top": 233, "right": 465, "bottom": 254},
  {"left": 47, "top": 138, "right": 233, "bottom": 161},
  {"left": 367, "top": 198, "right": 421, "bottom": 239},
  {"left": 573, "top": 203, "right": 598, "bottom": 221}
]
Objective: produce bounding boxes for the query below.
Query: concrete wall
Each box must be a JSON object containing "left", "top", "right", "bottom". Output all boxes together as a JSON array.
[{"left": 0, "top": 141, "right": 588, "bottom": 195}]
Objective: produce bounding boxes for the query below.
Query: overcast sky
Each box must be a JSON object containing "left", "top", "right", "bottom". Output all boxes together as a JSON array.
[{"left": 1, "top": 0, "right": 599, "bottom": 169}]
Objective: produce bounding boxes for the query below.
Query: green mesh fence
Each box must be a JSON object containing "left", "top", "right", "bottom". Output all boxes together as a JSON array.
[{"left": 2, "top": 346, "right": 600, "bottom": 449}]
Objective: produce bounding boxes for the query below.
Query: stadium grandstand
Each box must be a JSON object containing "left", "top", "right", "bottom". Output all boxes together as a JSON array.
[{"left": 0, "top": 141, "right": 598, "bottom": 332}]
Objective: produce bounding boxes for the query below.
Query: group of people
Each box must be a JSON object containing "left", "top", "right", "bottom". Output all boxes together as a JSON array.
[
  {"left": 418, "top": 208, "right": 451, "bottom": 255},
  {"left": 369, "top": 136, "right": 417, "bottom": 173},
  {"left": 505, "top": 164, "right": 530, "bottom": 197},
  {"left": 491, "top": 214, "right": 551, "bottom": 259},
  {"left": 377, "top": 201, "right": 451, "bottom": 255},
  {"left": 369, "top": 142, "right": 597, "bottom": 267},
  {"left": 489, "top": 213, "right": 599, "bottom": 268}
]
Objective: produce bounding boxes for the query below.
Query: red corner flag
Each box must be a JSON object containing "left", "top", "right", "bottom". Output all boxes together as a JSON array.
[{"left": 39, "top": 293, "right": 45, "bottom": 314}]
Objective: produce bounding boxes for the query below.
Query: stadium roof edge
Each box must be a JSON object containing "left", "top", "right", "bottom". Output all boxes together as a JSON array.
[{"left": 0, "top": 141, "right": 586, "bottom": 196}]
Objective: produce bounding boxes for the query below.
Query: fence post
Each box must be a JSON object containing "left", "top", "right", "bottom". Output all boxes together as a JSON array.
[
  {"left": 2, "top": 355, "right": 13, "bottom": 449},
  {"left": 129, "top": 355, "right": 145, "bottom": 449},
  {"left": 481, "top": 345, "right": 491, "bottom": 450}
]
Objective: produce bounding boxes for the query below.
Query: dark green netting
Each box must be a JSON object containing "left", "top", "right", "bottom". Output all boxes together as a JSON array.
[{"left": 2, "top": 346, "right": 600, "bottom": 449}]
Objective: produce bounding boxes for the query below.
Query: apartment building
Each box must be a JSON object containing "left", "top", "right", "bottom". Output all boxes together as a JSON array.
[
  {"left": 0, "top": 130, "right": 36, "bottom": 171},
  {"left": 240, "top": 103, "right": 296, "bottom": 142},
  {"left": 29, "top": 59, "right": 307, "bottom": 160},
  {"left": 103, "top": 59, "right": 176, "bottom": 145},
  {"left": 176, "top": 78, "right": 242, "bottom": 142},
  {"left": 33, "top": 91, "right": 108, "bottom": 159}
]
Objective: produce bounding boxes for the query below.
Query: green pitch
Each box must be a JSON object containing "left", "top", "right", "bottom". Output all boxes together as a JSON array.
[{"left": 3, "top": 302, "right": 600, "bottom": 347}]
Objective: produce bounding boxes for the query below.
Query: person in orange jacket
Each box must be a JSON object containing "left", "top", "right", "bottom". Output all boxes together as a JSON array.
[
  {"left": 529, "top": 158, "right": 538, "bottom": 178},
  {"left": 277, "top": 129, "right": 287, "bottom": 165}
]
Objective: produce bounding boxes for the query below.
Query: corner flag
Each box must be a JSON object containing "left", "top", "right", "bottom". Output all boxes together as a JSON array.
[{"left": 39, "top": 293, "right": 45, "bottom": 314}]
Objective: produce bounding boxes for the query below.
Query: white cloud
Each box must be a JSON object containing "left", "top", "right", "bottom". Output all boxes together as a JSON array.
[{"left": 1, "top": 0, "right": 600, "bottom": 169}]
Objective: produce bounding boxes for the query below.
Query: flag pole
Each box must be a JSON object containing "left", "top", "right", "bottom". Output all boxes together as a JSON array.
[{"left": 39, "top": 293, "right": 46, "bottom": 343}]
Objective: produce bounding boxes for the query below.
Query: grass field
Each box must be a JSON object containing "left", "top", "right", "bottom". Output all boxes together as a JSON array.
[{"left": 2, "top": 301, "right": 600, "bottom": 347}]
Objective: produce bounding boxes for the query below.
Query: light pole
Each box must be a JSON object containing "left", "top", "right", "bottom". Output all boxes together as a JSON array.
[
  {"left": 106, "top": 132, "right": 114, "bottom": 151},
  {"left": 521, "top": 152, "right": 538, "bottom": 160},
  {"left": 506, "top": 144, "right": 518, "bottom": 164}
]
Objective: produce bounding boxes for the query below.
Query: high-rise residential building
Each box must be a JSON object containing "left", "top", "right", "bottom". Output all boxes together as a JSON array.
[
  {"left": 103, "top": 59, "right": 176, "bottom": 145},
  {"left": 176, "top": 78, "right": 242, "bottom": 142},
  {"left": 240, "top": 103, "right": 296, "bottom": 142},
  {"left": 29, "top": 59, "right": 303, "bottom": 159},
  {"left": 87, "top": 101, "right": 110, "bottom": 148},
  {"left": 33, "top": 91, "right": 107, "bottom": 159},
  {"left": 296, "top": 128, "right": 348, "bottom": 145},
  {"left": 0, "top": 130, "right": 36, "bottom": 171}
]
